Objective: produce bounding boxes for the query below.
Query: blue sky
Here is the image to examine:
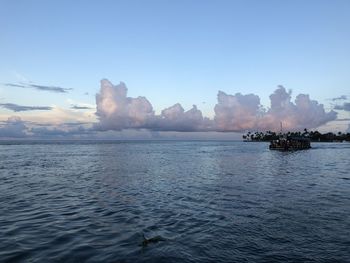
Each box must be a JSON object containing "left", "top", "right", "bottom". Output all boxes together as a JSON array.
[{"left": 0, "top": 0, "right": 349, "bottom": 138}]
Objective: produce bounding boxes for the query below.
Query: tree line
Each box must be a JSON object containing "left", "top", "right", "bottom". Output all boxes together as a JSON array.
[{"left": 243, "top": 129, "right": 350, "bottom": 142}]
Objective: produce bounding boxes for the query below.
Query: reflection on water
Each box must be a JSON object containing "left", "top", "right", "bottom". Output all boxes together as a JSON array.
[{"left": 0, "top": 141, "right": 349, "bottom": 262}]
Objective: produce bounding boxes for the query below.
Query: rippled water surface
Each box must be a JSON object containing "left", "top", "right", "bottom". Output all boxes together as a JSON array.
[{"left": 1, "top": 141, "right": 349, "bottom": 262}]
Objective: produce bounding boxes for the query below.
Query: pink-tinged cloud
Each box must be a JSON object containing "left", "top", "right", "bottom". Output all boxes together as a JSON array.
[
  {"left": 258, "top": 86, "right": 337, "bottom": 131},
  {"left": 95, "top": 79, "right": 154, "bottom": 130},
  {"left": 152, "top": 104, "right": 213, "bottom": 132},
  {"left": 94, "top": 79, "right": 212, "bottom": 132},
  {"left": 94, "top": 79, "right": 337, "bottom": 132},
  {"left": 214, "top": 91, "right": 262, "bottom": 131}
]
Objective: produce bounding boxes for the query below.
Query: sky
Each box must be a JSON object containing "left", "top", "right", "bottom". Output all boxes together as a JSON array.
[{"left": 0, "top": 0, "right": 349, "bottom": 139}]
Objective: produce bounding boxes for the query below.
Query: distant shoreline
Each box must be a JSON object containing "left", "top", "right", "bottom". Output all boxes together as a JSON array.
[{"left": 242, "top": 130, "right": 350, "bottom": 143}]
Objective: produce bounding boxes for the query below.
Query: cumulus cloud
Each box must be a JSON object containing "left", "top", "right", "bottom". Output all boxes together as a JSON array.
[
  {"left": 0, "top": 116, "right": 27, "bottom": 138},
  {"left": 213, "top": 86, "right": 337, "bottom": 131},
  {"left": 258, "top": 86, "right": 337, "bottom": 131},
  {"left": 95, "top": 79, "right": 155, "bottom": 130},
  {"left": 95, "top": 79, "right": 212, "bottom": 132},
  {"left": 95, "top": 80, "right": 337, "bottom": 132},
  {"left": 214, "top": 91, "right": 262, "bottom": 131},
  {"left": 0, "top": 81, "right": 338, "bottom": 138},
  {"left": 334, "top": 102, "right": 350, "bottom": 111},
  {"left": 0, "top": 103, "right": 52, "bottom": 112},
  {"left": 152, "top": 104, "right": 213, "bottom": 131},
  {"left": 4, "top": 83, "right": 71, "bottom": 93}
]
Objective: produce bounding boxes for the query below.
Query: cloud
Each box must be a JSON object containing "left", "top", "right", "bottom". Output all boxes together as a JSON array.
[
  {"left": 0, "top": 116, "right": 27, "bottom": 138},
  {"left": 94, "top": 79, "right": 212, "bottom": 132},
  {"left": 152, "top": 103, "right": 213, "bottom": 131},
  {"left": 213, "top": 86, "right": 337, "bottom": 131},
  {"left": 11, "top": 105, "right": 97, "bottom": 125},
  {"left": 0, "top": 103, "right": 52, "bottom": 112},
  {"left": 95, "top": 80, "right": 337, "bottom": 132},
  {"left": 95, "top": 79, "right": 155, "bottom": 130},
  {"left": 0, "top": 116, "right": 94, "bottom": 138},
  {"left": 4, "top": 83, "right": 71, "bottom": 93},
  {"left": 214, "top": 91, "right": 262, "bottom": 131},
  {"left": 62, "top": 121, "right": 93, "bottom": 126},
  {"left": 334, "top": 102, "right": 350, "bottom": 111},
  {"left": 29, "top": 125, "right": 91, "bottom": 138},
  {"left": 71, "top": 105, "right": 94, "bottom": 110},
  {"left": 331, "top": 95, "right": 347, "bottom": 101},
  {"left": 3, "top": 83, "right": 26, "bottom": 88},
  {"left": 258, "top": 86, "right": 337, "bottom": 131},
  {"left": 29, "top": 84, "right": 71, "bottom": 93}
]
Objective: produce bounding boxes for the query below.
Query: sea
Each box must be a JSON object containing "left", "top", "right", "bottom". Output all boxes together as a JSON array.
[{"left": 0, "top": 140, "right": 349, "bottom": 263}]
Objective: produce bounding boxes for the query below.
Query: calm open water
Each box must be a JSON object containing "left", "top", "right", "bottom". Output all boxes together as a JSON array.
[{"left": 0, "top": 141, "right": 349, "bottom": 263}]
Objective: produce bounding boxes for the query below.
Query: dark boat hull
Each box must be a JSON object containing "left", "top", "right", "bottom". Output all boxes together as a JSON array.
[
  {"left": 269, "top": 145, "right": 311, "bottom": 151},
  {"left": 269, "top": 136, "right": 311, "bottom": 151}
]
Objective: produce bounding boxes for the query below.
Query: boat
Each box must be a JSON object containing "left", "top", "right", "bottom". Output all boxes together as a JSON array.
[
  {"left": 269, "top": 136, "right": 311, "bottom": 151},
  {"left": 269, "top": 122, "right": 311, "bottom": 151}
]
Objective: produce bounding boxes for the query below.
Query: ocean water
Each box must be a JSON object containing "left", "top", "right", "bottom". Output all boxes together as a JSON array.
[{"left": 0, "top": 141, "right": 349, "bottom": 263}]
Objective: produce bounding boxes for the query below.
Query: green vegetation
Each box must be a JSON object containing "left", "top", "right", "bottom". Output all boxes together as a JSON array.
[{"left": 243, "top": 129, "right": 350, "bottom": 142}]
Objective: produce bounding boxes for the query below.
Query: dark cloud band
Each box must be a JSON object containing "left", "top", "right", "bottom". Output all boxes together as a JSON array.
[
  {"left": 331, "top": 95, "right": 347, "bottom": 101},
  {"left": 70, "top": 105, "right": 94, "bottom": 110},
  {"left": 334, "top": 102, "right": 350, "bottom": 111},
  {"left": 4, "top": 83, "right": 71, "bottom": 93},
  {"left": 0, "top": 103, "right": 52, "bottom": 112}
]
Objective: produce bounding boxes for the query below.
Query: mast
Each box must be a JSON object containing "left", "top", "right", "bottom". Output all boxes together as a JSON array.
[
  {"left": 280, "top": 122, "right": 283, "bottom": 134},
  {"left": 280, "top": 121, "right": 286, "bottom": 139}
]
